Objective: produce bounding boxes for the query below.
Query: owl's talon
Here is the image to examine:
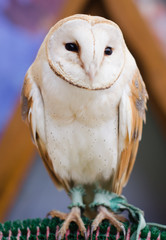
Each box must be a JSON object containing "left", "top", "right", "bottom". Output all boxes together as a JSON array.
[
  {"left": 90, "top": 225, "right": 94, "bottom": 238},
  {"left": 91, "top": 206, "right": 125, "bottom": 235},
  {"left": 84, "top": 230, "right": 88, "bottom": 240},
  {"left": 90, "top": 225, "right": 95, "bottom": 236},
  {"left": 48, "top": 207, "right": 85, "bottom": 239},
  {"left": 58, "top": 234, "right": 62, "bottom": 240},
  {"left": 120, "top": 224, "right": 126, "bottom": 237},
  {"left": 46, "top": 210, "right": 67, "bottom": 220}
]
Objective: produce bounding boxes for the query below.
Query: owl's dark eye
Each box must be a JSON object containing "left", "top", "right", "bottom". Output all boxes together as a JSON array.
[
  {"left": 65, "top": 43, "right": 79, "bottom": 52},
  {"left": 104, "top": 46, "right": 113, "bottom": 55}
]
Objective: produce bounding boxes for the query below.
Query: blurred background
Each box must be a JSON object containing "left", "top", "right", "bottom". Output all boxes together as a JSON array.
[{"left": 0, "top": 0, "right": 166, "bottom": 225}]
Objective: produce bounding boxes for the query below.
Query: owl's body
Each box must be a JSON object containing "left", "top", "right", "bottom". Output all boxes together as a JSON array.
[
  {"left": 22, "top": 14, "right": 148, "bottom": 235},
  {"left": 46, "top": 101, "right": 118, "bottom": 185}
]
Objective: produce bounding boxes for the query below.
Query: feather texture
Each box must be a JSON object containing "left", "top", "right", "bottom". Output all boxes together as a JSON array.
[
  {"left": 112, "top": 70, "right": 148, "bottom": 194},
  {"left": 21, "top": 72, "right": 72, "bottom": 192}
]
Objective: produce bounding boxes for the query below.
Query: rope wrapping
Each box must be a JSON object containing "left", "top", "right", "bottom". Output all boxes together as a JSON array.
[{"left": 0, "top": 217, "right": 166, "bottom": 240}]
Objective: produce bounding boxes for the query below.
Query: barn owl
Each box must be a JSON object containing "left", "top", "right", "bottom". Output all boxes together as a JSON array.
[{"left": 21, "top": 14, "right": 148, "bottom": 239}]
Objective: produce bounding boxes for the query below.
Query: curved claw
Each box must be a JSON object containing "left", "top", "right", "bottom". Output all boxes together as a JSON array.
[
  {"left": 46, "top": 210, "right": 52, "bottom": 218},
  {"left": 120, "top": 224, "right": 126, "bottom": 237},
  {"left": 84, "top": 231, "right": 88, "bottom": 240},
  {"left": 58, "top": 233, "right": 62, "bottom": 240},
  {"left": 91, "top": 225, "right": 95, "bottom": 238}
]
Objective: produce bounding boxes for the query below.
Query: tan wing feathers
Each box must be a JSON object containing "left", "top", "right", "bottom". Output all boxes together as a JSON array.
[
  {"left": 21, "top": 74, "right": 34, "bottom": 141},
  {"left": 113, "top": 71, "right": 148, "bottom": 194},
  {"left": 21, "top": 73, "right": 71, "bottom": 193},
  {"left": 36, "top": 133, "right": 71, "bottom": 192},
  {"left": 21, "top": 73, "right": 33, "bottom": 121}
]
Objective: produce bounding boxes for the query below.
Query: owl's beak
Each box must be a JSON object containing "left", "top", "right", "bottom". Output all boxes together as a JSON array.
[
  {"left": 86, "top": 63, "right": 97, "bottom": 82},
  {"left": 88, "top": 71, "right": 95, "bottom": 82}
]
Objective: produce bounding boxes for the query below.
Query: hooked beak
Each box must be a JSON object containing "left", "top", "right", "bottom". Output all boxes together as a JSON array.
[{"left": 86, "top": 63, "right": 97, "bottom": 82}]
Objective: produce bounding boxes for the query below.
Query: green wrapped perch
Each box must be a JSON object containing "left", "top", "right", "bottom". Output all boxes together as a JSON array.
[{"left": 0, "top": 217, "right": 166, "bottom": 240}]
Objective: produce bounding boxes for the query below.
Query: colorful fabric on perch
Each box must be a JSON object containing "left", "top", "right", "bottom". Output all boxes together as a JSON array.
[{"left": 0, "top": 217, "right": 166, "bottom": 240}]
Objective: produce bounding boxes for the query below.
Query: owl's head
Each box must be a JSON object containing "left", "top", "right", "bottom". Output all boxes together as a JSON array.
[{"left": 45, "top": 14, "right": 127, "bottom": 90}]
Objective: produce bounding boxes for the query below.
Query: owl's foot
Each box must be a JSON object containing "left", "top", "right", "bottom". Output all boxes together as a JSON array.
[
  {"left": 47, "top": 207, "right": 86, "bottom": 240},
  {"left": 47, "top": 209, "right": 68, "bottom": 220},
  {"left": 91, "top": 205, "right": 126, "bottom": 236}
]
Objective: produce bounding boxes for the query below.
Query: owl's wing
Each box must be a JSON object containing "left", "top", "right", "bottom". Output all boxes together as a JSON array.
[
  {"left": 112, "top": 71, "right": 148, "bottom": 195},
  {"left": 21, "top": 72, "right": 71, "bottom": 192}
]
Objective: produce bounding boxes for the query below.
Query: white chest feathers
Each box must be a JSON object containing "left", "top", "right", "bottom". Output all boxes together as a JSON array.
[{"left": 43, "top": 85, "right": 119, "bottom": 184}]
